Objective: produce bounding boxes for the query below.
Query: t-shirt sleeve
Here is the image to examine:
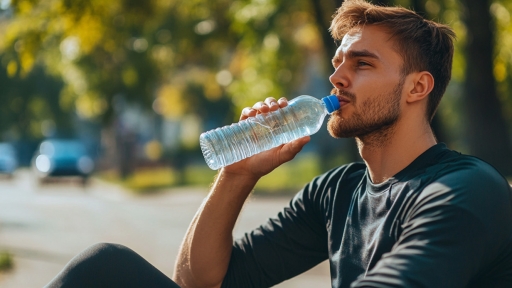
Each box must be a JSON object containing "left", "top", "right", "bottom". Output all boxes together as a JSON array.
[
  {"left": 221, "top": 176, "right": 331, "bottom": 288},
  {"left": 351, "top": 163, "right": 512, "bottom": 288}
]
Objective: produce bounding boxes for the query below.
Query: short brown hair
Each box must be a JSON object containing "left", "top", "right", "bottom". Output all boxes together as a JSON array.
[{"left": 330, "top": 0, "right": 455, "bottom": 121}]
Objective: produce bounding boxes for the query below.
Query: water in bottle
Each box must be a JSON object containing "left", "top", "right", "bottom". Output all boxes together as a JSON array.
[{"left": 200, "top": 95, "right": 340, "bottom": 170}]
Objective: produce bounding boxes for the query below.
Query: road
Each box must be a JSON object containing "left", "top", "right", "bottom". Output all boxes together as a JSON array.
[{"left": 0, "top": 170, "right": 330, "bottom": 287}]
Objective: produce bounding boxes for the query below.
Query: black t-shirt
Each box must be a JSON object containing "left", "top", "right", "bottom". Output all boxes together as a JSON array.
[{"left": 222, "top": 143, "right": 512, "bottom": 288}]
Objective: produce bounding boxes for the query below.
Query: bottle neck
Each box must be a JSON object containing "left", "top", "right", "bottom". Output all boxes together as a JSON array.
[{"left": 321, "top": 95, "right": 340, "bottom": 113}]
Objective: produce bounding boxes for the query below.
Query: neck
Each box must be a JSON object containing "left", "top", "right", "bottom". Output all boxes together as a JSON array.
[{"left": 356, "top": 119, "right": 437, "bottom": 184}]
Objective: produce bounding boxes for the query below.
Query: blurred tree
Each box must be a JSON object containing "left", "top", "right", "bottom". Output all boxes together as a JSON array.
[
  {"left": 0, "top": 0, "right": 326, "bottom": 173},
  {"left": 3, "top": 0, "right": 512, "bottom": 177},
  {"left": 0, "top": 0, "right": 318, "bottom": 127},
  {"left": 459, "top": 0, "right": 512, "bottom": 176},
  {"left": 494, "top": 1, "right": 512, "bottom": 125},
  {"left": 0, "top": 65, "right": 71, "bottom": 140},
  {"left": 1, "top": 0, "right": 163, "bottom": 122},
  {"left": 309, "top": 0, "right": 343, "bottom": 60}
]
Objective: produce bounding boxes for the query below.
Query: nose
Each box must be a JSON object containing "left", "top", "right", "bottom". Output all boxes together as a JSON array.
[{"left": 329, "top": 65, "right": 349, "bottom": 90}]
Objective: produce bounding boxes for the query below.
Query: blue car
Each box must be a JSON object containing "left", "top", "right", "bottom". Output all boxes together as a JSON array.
[
  {"left": 32, "top": 140, "right": 94, "bottom": 184},
  {"left": 0, "top": 143, "right": 18, "bottom": 177}
]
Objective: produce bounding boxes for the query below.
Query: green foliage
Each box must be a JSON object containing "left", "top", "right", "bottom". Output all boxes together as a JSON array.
[
  {"left": 0, "top": 251, "right": 13, "bottom": 272},
  {"left": 0, "top": 65, "right": 70, "bottom": 139},
  {"left": 0, "top": 0, "right": 327, "bottom": 152},
  {"left": 0, "top": 0, "right": 318, "bottom": 124},
  {"left": 2, "top": 0, "right": 512, "bottom": 174},
  {"left": 493, "top": 0, "right": 512, "bottom": 124},
  {"left": 1, "top": 0, "right": 162, "bottom": 121}
]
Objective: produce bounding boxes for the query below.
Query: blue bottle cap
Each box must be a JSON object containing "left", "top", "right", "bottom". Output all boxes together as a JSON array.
[{"left": 322, "top": 95, "right": 340, "bottom": 113}]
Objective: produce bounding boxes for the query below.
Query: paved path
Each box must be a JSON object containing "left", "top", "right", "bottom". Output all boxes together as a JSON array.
[{"left": 0, "top": 170, "right": 330, "bottom": 287}]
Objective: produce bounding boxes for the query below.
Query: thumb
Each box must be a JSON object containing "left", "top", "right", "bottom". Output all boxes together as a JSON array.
[{"left": 278, "top": 136, "right": 311, "bottom": 163}]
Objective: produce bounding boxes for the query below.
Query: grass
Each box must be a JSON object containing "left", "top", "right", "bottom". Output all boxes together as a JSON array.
[
  {"left": 180, "top": 153, "right": 322, "bottom": 194},
  {"left": 98, "top": 152, "right": 325, "bottom": 194},
  {"left": 98, "top": 167, "right": 179, "bottom": 194},
  {"left": 124, "top": 167, "right": 178, "bottom": 192},
  {"left": 0, "top": 251, "right": 13, "bottom": 272},
  {"left": 183, "top": 165, "right": 218, "bottom": 186},
  {"left": 254, "top": 153, "right": 321, "bottom": 194}
]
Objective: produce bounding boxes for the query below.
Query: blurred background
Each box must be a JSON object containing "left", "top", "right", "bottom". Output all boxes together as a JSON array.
[{"left": 0, "top": 0, "right": 511, "bottom": 286}]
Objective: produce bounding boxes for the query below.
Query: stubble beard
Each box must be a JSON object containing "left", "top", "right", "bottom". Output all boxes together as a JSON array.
[{"left": 327, "top": 77, "right": 404, "bottom": 149}]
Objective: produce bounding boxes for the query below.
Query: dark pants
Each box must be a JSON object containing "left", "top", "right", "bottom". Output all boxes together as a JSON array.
[{"left": 45, "top": 243, "right": 181, "bottom": 288}]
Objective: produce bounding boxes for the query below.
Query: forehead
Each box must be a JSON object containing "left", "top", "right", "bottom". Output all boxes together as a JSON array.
[{"left": 335, "top": 25, "right": 402, "bottom": 65}]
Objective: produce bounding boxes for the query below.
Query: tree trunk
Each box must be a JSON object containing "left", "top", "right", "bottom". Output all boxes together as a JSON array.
[
  {"left": 460, "top": 0, "right": 512, "bottom": 176},
  {"left": 410, "top": 0, "right": 425, "bottom": 14},
  {"left": 309, "top": 0, "right": 344, "bottom": 58}
]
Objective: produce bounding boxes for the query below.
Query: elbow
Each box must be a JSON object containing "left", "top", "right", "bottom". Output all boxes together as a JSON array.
[
  {"left": 174, "top": 278, "right": 223, "bottom": 288},
  {"left": 173, "top": 267, "right": 224, "bottom": 288}
]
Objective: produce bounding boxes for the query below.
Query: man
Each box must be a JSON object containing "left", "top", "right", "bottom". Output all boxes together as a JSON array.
[
  {"left": 46, "top": 0, "right": 512, "bottom": 287},
  {"left": 173, "top": 0, "right": 512, "bottom": 287}
]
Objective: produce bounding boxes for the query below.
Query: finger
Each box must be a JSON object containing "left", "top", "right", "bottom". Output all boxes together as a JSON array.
[
  {"left": 277, "top": 97, "right": 288, "bottom": 108},
  {"left": 252, "top": 101, "right": 270, "bottom": 114},
  {"left": 278, "top": 136, "right": 310, "bottom": 163},
  {"left": 264, "top": 97, "right": 279, "bottom": 112},
  {"left": 240, "top": 107, "right": 257, "bottom": 120}
]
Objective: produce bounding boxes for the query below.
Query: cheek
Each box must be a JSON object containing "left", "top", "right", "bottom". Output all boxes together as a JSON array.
[
  {"left": 355, "top": 74, "right": 386, "bottom": 86},
  {"left": 352, "top": 76, "right": 379, "bottom": 94},
  {"left": 352, "top": 73, "right": 400, "bottom": 98}
]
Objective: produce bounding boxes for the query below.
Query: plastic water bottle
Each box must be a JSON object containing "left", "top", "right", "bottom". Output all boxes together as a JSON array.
[{"left": 200, "top": 95, "right": 340, "bottom": 170}]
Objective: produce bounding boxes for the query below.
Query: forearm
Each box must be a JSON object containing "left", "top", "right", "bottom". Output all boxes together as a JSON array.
[{"left": 173, "top": 170, "right": 259, "bottom": 288}]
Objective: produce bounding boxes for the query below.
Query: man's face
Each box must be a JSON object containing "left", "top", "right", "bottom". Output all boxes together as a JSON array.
[{"left": 327, "top": 25, "right": 405, "bottom": 139}]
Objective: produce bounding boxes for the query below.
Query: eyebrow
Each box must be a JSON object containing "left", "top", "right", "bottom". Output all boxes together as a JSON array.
[{"left": 332, "top": 49, "right": 380, "bottom": 66}]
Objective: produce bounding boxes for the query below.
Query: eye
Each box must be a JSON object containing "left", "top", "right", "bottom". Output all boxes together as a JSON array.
[{"left": 357, "top": 60, "right": 370, "bottom": 67}]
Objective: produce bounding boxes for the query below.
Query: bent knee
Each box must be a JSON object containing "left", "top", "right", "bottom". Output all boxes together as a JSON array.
[{"left": 77, "top": 243, "right": 136, "bottom": 265}]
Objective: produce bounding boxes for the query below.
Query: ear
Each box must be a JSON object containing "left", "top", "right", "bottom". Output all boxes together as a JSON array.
[{"left": 405, "top": 71, "right": 434, "bottom": 104}]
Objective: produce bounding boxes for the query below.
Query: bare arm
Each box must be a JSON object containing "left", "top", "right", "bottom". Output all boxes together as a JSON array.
[
  {"left": 172, "top": 169, "right": 257, "bottom": 288},
  {"left": 173, "top": 97, "right": 310, "bottom": 288}
]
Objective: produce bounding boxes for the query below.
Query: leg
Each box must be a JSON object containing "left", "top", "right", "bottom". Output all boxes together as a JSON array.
[{"left": 45, "top": 243, "right": 180, "bottom": 288}]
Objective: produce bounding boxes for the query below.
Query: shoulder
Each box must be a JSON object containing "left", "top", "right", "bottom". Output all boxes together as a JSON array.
[
  {"left": 415, "top": 152, "right": 512, "bottom": 230},
  {"left": 426, "top": 152, "right": 510, "bottom": 197},
  {"left": 404, "top": 152, "right": 512, "bottom": 255}
]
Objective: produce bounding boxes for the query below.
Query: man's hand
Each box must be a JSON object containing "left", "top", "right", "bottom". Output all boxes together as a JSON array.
[{"left": 223, "top": 97, "right": 311, "bottom": 179}]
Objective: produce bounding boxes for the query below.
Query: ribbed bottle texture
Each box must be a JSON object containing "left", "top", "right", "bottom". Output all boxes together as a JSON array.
[{"left": 200, "top": 95, "right": 339, "bottom": 170}]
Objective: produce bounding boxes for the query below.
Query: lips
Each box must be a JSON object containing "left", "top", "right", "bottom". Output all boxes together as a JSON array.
[{"left": 336, "top": 95, "right": 351, "bottom": 107}]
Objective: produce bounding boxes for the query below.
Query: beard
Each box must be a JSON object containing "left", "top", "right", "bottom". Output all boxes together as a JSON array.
[{"left": 327, "top": 76, "right": 405, "bottom": 142}]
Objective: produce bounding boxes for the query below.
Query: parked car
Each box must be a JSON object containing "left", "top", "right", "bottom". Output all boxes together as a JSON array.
[
  {"left": 0, "top": 143, "right": 18, "bottom": 178},
  {"left": 32, "top": 139, "right": 94, "bottom": 185}
]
